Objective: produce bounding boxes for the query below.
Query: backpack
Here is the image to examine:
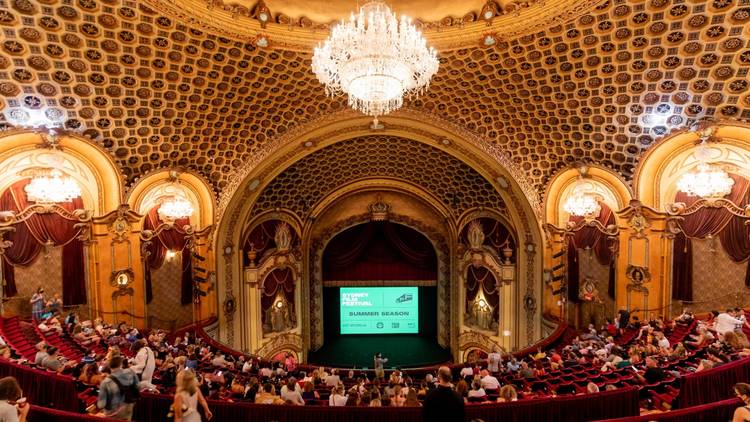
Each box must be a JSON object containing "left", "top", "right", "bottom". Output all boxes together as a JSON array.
[{"left": 108, "top": 374, "right": 141, "bottom": 404}]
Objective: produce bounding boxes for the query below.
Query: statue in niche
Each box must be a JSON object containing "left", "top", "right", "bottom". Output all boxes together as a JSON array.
[
  {"left": 263, "top": 293, "right": 295, "bottom": 334},
  {"left": 465, "top": 291, "right": 498, "bottom": 332},
  {"left": 579, "top": 276, "right": 604, "bottom": 327},
  {"left": 275, "top": 223, "right": 292, "bottom": 253}
]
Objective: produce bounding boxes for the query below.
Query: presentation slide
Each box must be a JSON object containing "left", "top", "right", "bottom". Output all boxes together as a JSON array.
[{"left": 340, "top": 287, "right": 419, "bottom": 335}]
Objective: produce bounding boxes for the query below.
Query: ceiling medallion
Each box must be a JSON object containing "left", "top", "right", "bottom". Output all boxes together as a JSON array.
[
  {"left": 676, "top": 128, "right": 734, "bottom": 198},
  {"left": 311, "top": 1, "right": 439, "bottom": 124},
  {"left": 562, "top": 166, "right": 601, "bottom": 217}
]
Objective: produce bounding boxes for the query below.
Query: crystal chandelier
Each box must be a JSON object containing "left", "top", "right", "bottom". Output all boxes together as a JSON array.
[
  {"left": 563, "top": 189, "right": 601, "bottom": 217},
  {"left": 158, "top": 195, "right": 194, "bottom": 221},
  {"left": 24, "top": 168, "right": 81, "bottom": 203},
  {"left": 311, "top": 1, "right": 439, "bottom": 122},
  {"left": 676, "top": 130, "right": 734, "bottom": 198}
]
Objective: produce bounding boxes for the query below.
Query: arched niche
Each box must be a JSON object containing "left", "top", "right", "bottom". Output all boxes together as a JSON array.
[
  {"left": 545, "top": 166, "right": 632, "bottom": 227},
  {"left": 0, "top": 130, "right": 122, "bottom": 214},
  {"left": 127, "top": 170, "right": 215, "bottom": 230},
  {"left": 633, "top": 123, "right": 750, "bottom": 210}
]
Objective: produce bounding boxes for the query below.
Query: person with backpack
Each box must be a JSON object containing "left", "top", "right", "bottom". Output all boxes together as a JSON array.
[{"left": 97, "top": 356, "right": 140, "bottom": 420}]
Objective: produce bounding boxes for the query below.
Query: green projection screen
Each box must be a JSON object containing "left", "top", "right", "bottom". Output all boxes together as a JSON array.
[{"left": 340, "top": 287, "right": 419, "bottom": 334}]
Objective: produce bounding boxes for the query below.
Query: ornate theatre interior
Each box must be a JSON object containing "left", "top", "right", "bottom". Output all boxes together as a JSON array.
[{"left": 0, "top": 0, "right": 749, "bottom": 366}]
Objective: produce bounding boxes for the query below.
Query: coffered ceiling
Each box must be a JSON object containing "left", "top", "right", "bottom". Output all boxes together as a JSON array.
[{"left": 0, "top": 0, "right": 748, "bottom": 208}]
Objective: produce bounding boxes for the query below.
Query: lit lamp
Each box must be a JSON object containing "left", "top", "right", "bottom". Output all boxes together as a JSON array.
[
  {"left": 312, "top": 1, "right": 439, "bottom": 124},
  {"left": 676, "top": 128, "right": 734, "bottom": 198},
  {"left": 157, "top": 172, "right": 194, "bottom": 221},
  {"left": 562, "top": 166, "right": 601, "bottom": 217},
  {"left": 22, "top": 132, "right": 81, "bottom": 204},
  {"left": 165, "top": 250, "right": 177, "bottom": 260}
]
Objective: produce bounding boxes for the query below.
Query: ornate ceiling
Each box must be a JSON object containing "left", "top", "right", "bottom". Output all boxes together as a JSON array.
[
  {"left": 249, "top": 135, "right": 505, "bottom": 219},
  {"left": 0, "top": 0, "right": 749, "bottom": 210}
]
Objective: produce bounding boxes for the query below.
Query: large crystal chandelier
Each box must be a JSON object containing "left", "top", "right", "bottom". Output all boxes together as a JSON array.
[
  {"left": 158, "top": 196, "right": 194, "bottom": 221},
  {"left": 311, "top": 1, "right": 439, "bottom": 122},
  {"left": 676, "top": 129, "right": 734, "bottom": 198},
  {"left": 563, "top": 186, "right": 601, "bottom": 217},
  {"left": 158, "top": 176, "right": 194, "bottom": 221},
  {"left": 24, "top": 168, "right": 81, "bottom": 203}
]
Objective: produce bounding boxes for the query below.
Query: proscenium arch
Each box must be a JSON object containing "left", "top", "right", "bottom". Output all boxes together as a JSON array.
[
  {"left": 633, "top": 123, "right": 750, "bottom": 210},
  {"left": 545, "top": 165, "right": 633, "bottom": 227},
  {"left": 0, "top": 129, "right": 122, "bottom": 214},
  {"left": 304, "top": 185, "right": 453, "bottom": 353},
  {"left": 127, "top": 169, "right": 216, "bottom": 230},
  {"left": 215, "top": 117, "right": 545, "bottom": 351}
]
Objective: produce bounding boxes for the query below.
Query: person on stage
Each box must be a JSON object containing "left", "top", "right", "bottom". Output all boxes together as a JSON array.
[{"left": 373, "top": 352, "right": 388, "bottom": 380}]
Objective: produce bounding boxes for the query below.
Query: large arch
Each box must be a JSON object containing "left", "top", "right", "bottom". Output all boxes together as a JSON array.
[{"left": 215, "top": 121, "right": 544, "bottom": 357}]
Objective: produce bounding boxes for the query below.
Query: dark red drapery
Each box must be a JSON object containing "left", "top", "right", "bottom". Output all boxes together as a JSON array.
[
  {"left": 460, "top": 217, "right": 516, "bottom": 263},
  {"left": 671, "top": 174, "right": 750, "bottom": 301},
  {"left": 142, "top": 206, "right": 192, "bottom": 305},
  {"left": 0, "top": 180, "right": 86, "bottom": 304},
  {"left": 566, "top": 202, "right": 616, "bottom": 302},
  {"left": 323, "top": 221, "right": 437, "bottom": 281},
  {"left": 261, "top": 267, "right": 295, "bottom": 326},
  {"left": 465, "top": 266, "right": 500, "bottom": 321}
]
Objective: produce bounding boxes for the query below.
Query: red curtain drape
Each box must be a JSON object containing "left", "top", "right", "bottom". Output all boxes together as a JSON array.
[
  {"left": 671, "top": 174, "right": 750, "bottom": 300},
  {"left": 459, "top": 217, "right": 516, "bottom": 264},
  {"left": 261, "top": 267, "right": 295, "bottom": 325},
  {"left": 323, "top": 222, "right": 437, "bottom": 281},
  {"left": 142, "top": 207, "right": 191, "bottom": 305},
  {"left": 0, "top": 180, "right": 85, "bottom": 304},
  {"left": 465, "top": 266, "right": 500, "bottom": 321},
  {"left": 566, "top": 202, "right": 616, "bottom": 302}
]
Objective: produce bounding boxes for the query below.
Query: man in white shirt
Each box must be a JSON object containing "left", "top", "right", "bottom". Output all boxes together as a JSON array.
[
  {"left": 211, "top": 351, "right": 230, "bottom": 368},
  {"left": 131, "top": 339, "right": 156, "bottom": 389},
  {"left": 324, "top": 369, "right": 341, "bottom": 387},
  {"left": 715, "top": 309, "right": 744, "bottom": 335},
  {"left": 459, "top": 364, "right": 474, "bottom": 379},
  {"left": 487, "top": 348, "right": 502, "bottom": 374},
  {"left": 242, "top": 358, "right": 253, "bottom": 373},
  {"left": 480, "top": 369, "right": 500, "bottom": 390}
]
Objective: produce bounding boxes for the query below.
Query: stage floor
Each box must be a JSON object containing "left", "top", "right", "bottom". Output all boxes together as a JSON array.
[{"left": 306, "top": 335, "right": 453, "bottom": 368}]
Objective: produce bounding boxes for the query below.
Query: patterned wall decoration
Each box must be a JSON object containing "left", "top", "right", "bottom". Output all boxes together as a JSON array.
[
  {"left": 250, "top": 135, "right": 505, "bottom": 219},
  {"left": 0, "top": 0, "right": 748, "bottom": 202},
  {"left": 577, "top": 247, "right": 614, "bottom": 327},
  {"left": 691, "top": 238, "right": 749, "bottom": 313},
  {"left": 5, "top": 245, "right": 63, "bottom": 316},
  {"left": 148, "top": 253, "right": 193, "bottom": 329}
]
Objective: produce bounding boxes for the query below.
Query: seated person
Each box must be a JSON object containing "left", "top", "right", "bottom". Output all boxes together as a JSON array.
[
  {"left": 254, "top": 382, "right": 284, "bottom": 404},
  {"left": 467, "top": 381, "right": 486, "bottom": 400},
  {"left": 33, "top": 342, "right": 48, "bottom": 367}
]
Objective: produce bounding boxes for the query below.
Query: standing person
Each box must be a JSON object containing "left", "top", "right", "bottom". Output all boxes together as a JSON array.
[
  {"left": 716, "top": 309, "right": 745, "bottom": 336},
  {"left": 30, "top": 288, "right": 45, "bottom": 322},
  {"left": 617, "top": 308, "right": 630, "bottom": 336},
  {"left": 131, "top": 340, "right": 155, "bottom": 389},
  {"left": 96, "top": 356, "right": 140, "bottom": 420},
  {"left": 374, "top": 352, "right": 388, "bottom": 380},
  {"left": 487, "top": 348, "right": 502, "bottom": 374},
  {"left": 0, "top": 377, "right": 29, "bottom": 422},
  {"left": 173, "top": 370, "right": 212, "bottom": 422},
  {"left": 423, "top": 366, "right": 464, "bottom": 422}
]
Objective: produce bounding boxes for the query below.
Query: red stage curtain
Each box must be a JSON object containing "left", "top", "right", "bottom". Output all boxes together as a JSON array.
[
  {"left": 142, "top": 206, "right": 192, "bottom": 305},
  {"left": 323, "top": 222, "right": 437, "bottom": 281},
  {"left": 0, "top": 180, "right": 85, "bottom": 304},
  {"left": 465, "top": 266, "right": 500, "bottom": 321},
  {"left": 567, "top": 202, "right": 616, "bottom": 302},
  {"left": 261, "top": 267, "right": 295, "bottom": 326},
  {"left": 671, "top": 174, "right": 750, "bottom": 300}
]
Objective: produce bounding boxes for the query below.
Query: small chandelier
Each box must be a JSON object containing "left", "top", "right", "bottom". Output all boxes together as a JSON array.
[
  {"left": 563, "top": 166, "right": 601, "bottom": 217},
  {"left": 24, "top": 168, "right": 81, "bottom": 204},
  {"left": 676, "top": 128, "right": 734, "bottom": 198},
  {"left": 312, "top": 1, "right": 439, "bottom": 123},
  {"left": 158, "top": 173, "right": 194, "bottom": 221}
]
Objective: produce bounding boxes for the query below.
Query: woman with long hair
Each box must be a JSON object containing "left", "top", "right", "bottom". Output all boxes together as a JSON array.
[
  {"left": 733, "top": 383, "right": 750, "bottom": 422},
  {"left": 173, "top": 370, "right": 212, "bottom": 422}
]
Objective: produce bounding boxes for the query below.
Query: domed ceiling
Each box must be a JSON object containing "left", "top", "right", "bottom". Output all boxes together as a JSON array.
[{"left": 0, "top": 0, "right": 749, "bottom": 210}]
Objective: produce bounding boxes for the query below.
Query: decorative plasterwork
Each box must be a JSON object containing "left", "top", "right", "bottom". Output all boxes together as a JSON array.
[{"left": 254, "top": 332, "right": 303, "bottom": 360}]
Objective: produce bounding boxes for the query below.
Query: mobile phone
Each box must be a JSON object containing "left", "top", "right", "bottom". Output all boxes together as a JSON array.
[
  {"left": 217, "top": 371, "right": 223, "bottom": 376},
  {"left": 16, "top": 397, "right": 26, "bottom": 407}
]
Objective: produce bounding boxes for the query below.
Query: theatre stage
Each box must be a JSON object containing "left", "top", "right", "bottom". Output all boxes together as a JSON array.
[{"left": 306, "top": 335, "right": 452, "bottom": 369}]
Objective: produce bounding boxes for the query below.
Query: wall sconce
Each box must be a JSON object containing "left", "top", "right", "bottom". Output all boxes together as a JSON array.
[
  {"left": 503, "top": 330, "right": 511, "bottom": 337},
  {"left": 166, "top": 250, "right": 177, "bottom": 260}
]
